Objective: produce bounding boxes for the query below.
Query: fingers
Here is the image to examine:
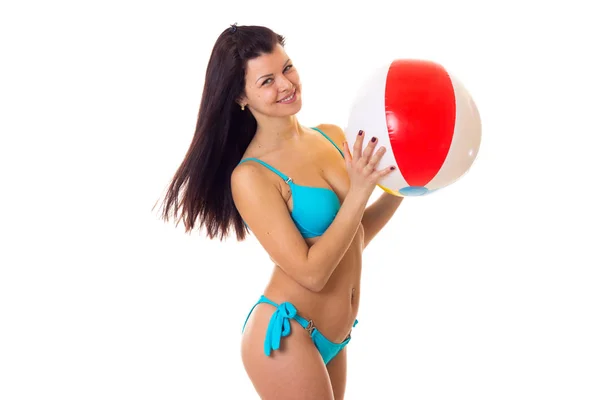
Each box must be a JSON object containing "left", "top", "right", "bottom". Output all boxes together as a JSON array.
[
  {"left": 352, "top": 130, "right": 364, "bottom": 160},
  {"left": 361, "top": 136, "right": 378, "bottom": 165},
  {"left": 349, "top": 129, "right": 395, "bottom": 180},
  {"left": 376, "top": 165, "right": 396, "bottom": 179},
  {"left": 367, "top": 146, "right": 386, "bottom": 171}
]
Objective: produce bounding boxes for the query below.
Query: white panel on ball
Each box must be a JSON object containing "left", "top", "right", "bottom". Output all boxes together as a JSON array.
[
  {"left": 344, "top": 61, "right": 408, "bottom": 191},
  {"left": 426, "top": 73, "right": 482, "bottom": 190}
]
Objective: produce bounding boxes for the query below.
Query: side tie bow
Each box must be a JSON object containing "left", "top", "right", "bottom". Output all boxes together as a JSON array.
[{"left": 264, "top": 302, "right": 298, "bottom": 356}]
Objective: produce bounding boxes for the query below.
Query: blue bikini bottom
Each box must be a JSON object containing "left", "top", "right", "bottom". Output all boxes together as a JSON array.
[{"left": 242, "top": 295, "right": 358, "bottom": 365}]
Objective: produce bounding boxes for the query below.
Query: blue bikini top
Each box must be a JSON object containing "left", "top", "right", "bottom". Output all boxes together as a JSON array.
[{"left": 238, "top": 127, "right": 344, "bottom": 238}]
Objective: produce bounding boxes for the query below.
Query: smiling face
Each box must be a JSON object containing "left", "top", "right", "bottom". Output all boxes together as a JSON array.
[{"left": 239, "top": 44, "right": 302, "bottom": 118}]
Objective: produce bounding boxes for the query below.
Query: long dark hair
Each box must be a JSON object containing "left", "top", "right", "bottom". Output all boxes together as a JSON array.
[{"left": 154, "top": 24, "right": 285, "bottom": 241}]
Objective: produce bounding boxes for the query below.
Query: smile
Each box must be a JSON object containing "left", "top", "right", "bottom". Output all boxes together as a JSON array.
[{"left": 277, "top": 88, "right": 297, "bottom": 104}]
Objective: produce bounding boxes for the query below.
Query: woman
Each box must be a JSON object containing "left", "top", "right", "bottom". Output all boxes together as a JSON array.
[{"left": 158, "top": 24, "right": 404, "bottom": 399}]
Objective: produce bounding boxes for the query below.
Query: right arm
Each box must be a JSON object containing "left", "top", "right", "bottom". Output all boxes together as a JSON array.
[{"left": 231, "top": 131, "right": 392, "bottom": 292}]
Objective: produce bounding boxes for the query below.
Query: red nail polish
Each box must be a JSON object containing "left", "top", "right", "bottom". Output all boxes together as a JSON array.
[
  {"left": 371, "top": 137, "right": 376, "bottom": 142},
  {"left": 358, "top": 130, "right": 363, "bottom": 135}
]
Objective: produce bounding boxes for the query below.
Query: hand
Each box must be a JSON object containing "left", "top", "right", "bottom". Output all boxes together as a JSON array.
[{"left": 342, "top": 130, "right": 395, "bottom": 199}]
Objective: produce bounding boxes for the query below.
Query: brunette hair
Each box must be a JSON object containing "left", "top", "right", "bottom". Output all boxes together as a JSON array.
[{"left": 154, "top": 24, "right": 285, "bottom": 241}]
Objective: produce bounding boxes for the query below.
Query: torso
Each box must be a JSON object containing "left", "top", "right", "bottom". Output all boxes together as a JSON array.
[{"left": 243, "top": 124, "right": 364, "bottom": 343}]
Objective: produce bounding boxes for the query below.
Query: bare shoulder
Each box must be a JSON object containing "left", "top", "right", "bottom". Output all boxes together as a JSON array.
[
  {"left": 231, "top": 160, "right": 266, "bottom": 186},
  {"left": 314, "top": 123, "right": 346, "bottom": 148},
  {"left": 230, "top": 160, "right": 279, "bottom": 201}
]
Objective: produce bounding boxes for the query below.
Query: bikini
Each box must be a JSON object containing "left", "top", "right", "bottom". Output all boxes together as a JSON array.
[{"left": 239, "top": 127, "right": 358, "bottom": 365}]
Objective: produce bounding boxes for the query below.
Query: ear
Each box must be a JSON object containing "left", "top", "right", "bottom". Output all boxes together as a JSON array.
[{"left": 236, "top": 94, "right": 248, "bottom": 109}]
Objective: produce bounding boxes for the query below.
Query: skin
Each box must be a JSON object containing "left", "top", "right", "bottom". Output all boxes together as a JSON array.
[{"left": 231, "top": 44, "right": 404, "bottom": 399}]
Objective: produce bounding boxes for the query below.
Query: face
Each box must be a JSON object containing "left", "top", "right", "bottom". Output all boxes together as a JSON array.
[{"left": 239, "top": 44, "right": 302, "bottom": 118}]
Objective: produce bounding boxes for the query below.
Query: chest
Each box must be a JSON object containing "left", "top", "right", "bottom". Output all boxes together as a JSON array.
[{"left": 279, "top": 144, "right": 349, "bottom": 204}]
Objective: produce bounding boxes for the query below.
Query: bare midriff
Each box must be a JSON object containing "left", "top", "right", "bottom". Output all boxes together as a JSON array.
[{"left": 262, "top": 225, "right": 364, "bottom": 344}]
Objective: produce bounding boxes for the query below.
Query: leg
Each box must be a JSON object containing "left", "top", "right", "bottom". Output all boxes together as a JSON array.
[
  {"left": 241, "top": 304, "right": 335, "bottom": 400},
  {"left": 326, "top": 347, "right": 348, "bottom": 400}
]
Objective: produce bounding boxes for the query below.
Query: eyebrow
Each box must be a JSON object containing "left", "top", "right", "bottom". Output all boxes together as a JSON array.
[{"left": 255, "top": 59, "right": 291, "bottom": 83}]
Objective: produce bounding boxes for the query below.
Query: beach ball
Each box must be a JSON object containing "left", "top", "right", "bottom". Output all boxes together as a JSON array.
[{"left": 345, "top": 59, "right": 482, "bottom": 196}]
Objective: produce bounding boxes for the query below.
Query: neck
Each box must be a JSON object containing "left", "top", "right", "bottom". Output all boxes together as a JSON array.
[{"left": 253, "top": 115, "right": 302, "bottom": 145}]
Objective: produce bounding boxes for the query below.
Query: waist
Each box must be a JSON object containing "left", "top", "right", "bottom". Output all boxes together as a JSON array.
[{"left": 262, "top": 283, "right": 359, "bottom": 343}]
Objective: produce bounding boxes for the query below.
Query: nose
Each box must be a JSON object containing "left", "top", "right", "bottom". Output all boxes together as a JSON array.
[{"left": 278, "top": 77, "right": 294, "bottom": 92}]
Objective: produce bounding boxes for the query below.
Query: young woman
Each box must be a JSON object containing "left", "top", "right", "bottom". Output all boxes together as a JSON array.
[{"left": 158, "top": 24, "right": 404, "bottom": 399}]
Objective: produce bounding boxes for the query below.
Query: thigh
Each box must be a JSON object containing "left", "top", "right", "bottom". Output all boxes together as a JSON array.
[
  {"left": 241, "top": 305, "right": 335, "bottom": 400},
  {"left": 326, "top": 347, "right": 348, "bottom": 400}
]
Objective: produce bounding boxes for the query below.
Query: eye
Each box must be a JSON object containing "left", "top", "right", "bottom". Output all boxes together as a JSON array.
[
  {"left": 284, "top": 64, "right": 293, "bottom": 72},
  {"left": 262, "top": 78, "right": 273, "bottom": 86}
]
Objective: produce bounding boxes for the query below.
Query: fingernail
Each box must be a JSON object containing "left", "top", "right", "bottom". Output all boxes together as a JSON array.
[
  {"left": 371, "top": 137, "right": 377, "bottom": 142},
  {"left": 358, "top": 130, "right": 363, "bottom": 136},
  {"left": 390, "top": 166, "right": 396, "bottom": 170}
]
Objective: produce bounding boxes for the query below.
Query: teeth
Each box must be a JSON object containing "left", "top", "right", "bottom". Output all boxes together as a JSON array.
[{"left": 279, "top": 90, "right": 295, "bottom": 102}]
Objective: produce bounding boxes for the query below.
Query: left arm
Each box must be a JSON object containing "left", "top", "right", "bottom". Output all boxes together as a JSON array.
[{"left": 361, "top": 191, "right": 404, "bottom": 248}]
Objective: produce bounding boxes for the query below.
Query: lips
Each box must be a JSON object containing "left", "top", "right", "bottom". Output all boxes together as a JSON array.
[{"left": 277, "top": 88, "right": 296, "bottom": 103}]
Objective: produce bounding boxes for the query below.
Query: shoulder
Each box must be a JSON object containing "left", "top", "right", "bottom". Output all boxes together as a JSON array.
[
  {"left": 231, "top": 159, "right": 287, "bottom": 204},
  {"left": 231, "top": 160, "right": 271, "bottom": 192},
  {"left": 314, "top": 123, "right": 346, "bottom": 148}
]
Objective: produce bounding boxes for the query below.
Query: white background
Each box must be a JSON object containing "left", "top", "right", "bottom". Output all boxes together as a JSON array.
[{"left": 2, "top": 0, "right": 599, "bottom": 399}]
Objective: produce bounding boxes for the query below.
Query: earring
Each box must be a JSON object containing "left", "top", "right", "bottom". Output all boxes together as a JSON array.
[{"left": 240, "top": 104, "right": 245, "bottom": 111}]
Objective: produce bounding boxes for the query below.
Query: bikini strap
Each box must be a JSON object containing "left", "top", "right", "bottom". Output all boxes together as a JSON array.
[
  {"left": 238, "top": 157, "right": 292, "bottom": 184},
  {"left": 242, "top": 295, "right": 277, "bottom": 333},
  {"left": 311, "top": 126, "right": 344, "bottom": 158},
  {"left": 241, "top": 295, "right": 312, "bottom": 334}
]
